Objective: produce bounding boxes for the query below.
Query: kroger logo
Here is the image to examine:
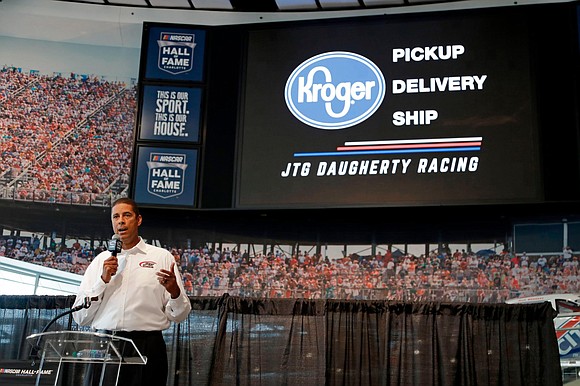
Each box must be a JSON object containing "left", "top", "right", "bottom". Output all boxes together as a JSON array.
[{"left": 285, "top": 52, "right": 385, "bottom": 130}]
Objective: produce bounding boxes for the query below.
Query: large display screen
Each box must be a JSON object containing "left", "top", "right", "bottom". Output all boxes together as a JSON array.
[
  {"left": 235, "top": 7, "right": 547, "bottom": 209},
  {"left": 134, "top": 3, "right": 580, "bottom": 211}
]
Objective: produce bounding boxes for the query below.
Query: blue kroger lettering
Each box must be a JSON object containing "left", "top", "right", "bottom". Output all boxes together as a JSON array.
[{"left": 285, "top": 52, "right": 385, "bottom": 130}]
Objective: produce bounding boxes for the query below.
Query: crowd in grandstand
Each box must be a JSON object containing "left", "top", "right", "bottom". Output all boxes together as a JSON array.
[
  {"left": 1, "top": 235, "right": 578, "bottom": 302},
  {"left": 0, "top": 65, "right": 135, "bottom": 205}
]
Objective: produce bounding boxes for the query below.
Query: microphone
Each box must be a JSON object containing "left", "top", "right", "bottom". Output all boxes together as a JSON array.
[
  {"left": 41, "top": 297, "right": 98, "bottom": 333},
  {"left": 108, "top": 234, "right": 125, "bottom": 275},
  {"left": 70, "top": 296, "right": 99, "bottom": 312},
  {"left": 107, "top": 234, "right": 122, "bottom": 257}
]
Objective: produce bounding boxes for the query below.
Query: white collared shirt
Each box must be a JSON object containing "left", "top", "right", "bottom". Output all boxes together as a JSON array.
[{"left": 73, "top": 238, "right": 192, "bottom": 331}]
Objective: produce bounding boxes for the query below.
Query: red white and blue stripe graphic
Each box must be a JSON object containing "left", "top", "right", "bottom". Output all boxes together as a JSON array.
[
  {"left": 555, "top": 316, "right": 580, "bottom": 357},
  {"left": 555, "top": 316, "right": 580, "bottom": 340},
  {"left": 293, "top": 136, "right": 482, "bottom": 157}
]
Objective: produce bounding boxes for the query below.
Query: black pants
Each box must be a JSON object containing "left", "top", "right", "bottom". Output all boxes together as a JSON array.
[{"left": 86, "top": 330, "right": 168, "bottom": 386}]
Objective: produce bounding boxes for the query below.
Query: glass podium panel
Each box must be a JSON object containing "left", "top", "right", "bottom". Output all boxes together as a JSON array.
[{"left": 26, "top": 330, "right": 146, "bottom": 386}]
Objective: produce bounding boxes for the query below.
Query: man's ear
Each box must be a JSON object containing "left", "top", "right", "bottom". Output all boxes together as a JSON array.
[{"left": 137, "top": 215, "right": 143, "bottom": 227}]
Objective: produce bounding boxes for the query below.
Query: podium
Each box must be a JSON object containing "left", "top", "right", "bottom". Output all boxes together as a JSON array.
[{"left": 26, "top": 330, "right": 147, "bottom": 386}]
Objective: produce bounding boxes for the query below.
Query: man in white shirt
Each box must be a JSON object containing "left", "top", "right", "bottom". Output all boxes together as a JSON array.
[
  {"left": 563, "top": 246, "right": 574, "bottom": 261},
  {"left": 73, "top": 197, "right": 191, "bottom": 386}
]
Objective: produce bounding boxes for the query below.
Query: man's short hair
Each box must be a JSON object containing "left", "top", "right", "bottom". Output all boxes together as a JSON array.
[{"left": 111, "top": 197, "right": 140, "bottom": 217}]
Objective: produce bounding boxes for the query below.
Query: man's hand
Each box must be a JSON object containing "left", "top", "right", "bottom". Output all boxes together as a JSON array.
[
  {"left": 156, "top": 262, "right": 181, "bottom": 299},
  {"left": 101, "top": 255, "right": 118, "bottom": 283}
]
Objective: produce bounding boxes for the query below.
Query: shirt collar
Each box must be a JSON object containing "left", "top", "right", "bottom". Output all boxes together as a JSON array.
[{"left": 121, "top": 237, "right": 147, "bottom": 254}]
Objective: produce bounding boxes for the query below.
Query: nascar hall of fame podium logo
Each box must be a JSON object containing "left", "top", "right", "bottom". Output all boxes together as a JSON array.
[
  {"left": 146, "top": 152, "right": 188, "bottom": 198},
  {"left": 157, "top": 32, "right": 197, "bottom": 75}
]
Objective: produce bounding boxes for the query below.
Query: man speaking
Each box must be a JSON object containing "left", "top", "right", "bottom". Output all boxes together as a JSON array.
[{"left": 73, "top": 197, "right": 191, "bottom": 385}]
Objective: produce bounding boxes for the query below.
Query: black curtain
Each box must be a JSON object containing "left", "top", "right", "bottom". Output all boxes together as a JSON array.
[{"left": 0, "top": 295, "right": 562, "bottom": 386}]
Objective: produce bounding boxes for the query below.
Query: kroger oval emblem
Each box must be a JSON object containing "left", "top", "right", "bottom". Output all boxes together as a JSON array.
[{"left": 285, "top": 52, "right": 385, "bottom": 130}]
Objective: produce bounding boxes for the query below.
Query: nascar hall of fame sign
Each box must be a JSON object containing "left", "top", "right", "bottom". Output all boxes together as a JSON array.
[
  {"left": 139, "top": 85, "right": 202, "bottom": 143},
  {"left": 146, "top": 152, "right": 187, "bottom": 198},
  {"left": 0, "top": 360, "right": 57, "bottom": 386},
  {"left": 144, "top": 26, "right": 206, "bottom": 82},
  {"left": 134, "top": 146, "right": 198, "bottom": 207},
  {"left": 158, "top": 32, "right": 196, "bottom": 75}
]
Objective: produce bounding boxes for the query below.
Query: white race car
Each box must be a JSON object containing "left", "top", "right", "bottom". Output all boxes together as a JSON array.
[{"left": 507, "top": 293, "right": 580, "bottom": 368}]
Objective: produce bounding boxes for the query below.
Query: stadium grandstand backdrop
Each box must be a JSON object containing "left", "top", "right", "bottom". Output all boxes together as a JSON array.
[
  {"left": 0, "top": 0, "right": 579, "bottom": 265},
  {"left": 0, "top": 70, "right": 136, "bottom": 206}
]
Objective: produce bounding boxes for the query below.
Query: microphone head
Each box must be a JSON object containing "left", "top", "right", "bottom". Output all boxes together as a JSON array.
[{"left": 108, "top": 234, "right": 122, "bottom": 255}]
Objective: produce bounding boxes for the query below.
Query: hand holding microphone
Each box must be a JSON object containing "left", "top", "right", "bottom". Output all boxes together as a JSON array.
[{"left": 101, "top": 234, "right": 122, "bottom": 283}]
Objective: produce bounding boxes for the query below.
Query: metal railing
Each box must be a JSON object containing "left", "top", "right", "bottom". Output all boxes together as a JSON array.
[{"left": 0, "top": 186, "right": 123, "bottom": 207}]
